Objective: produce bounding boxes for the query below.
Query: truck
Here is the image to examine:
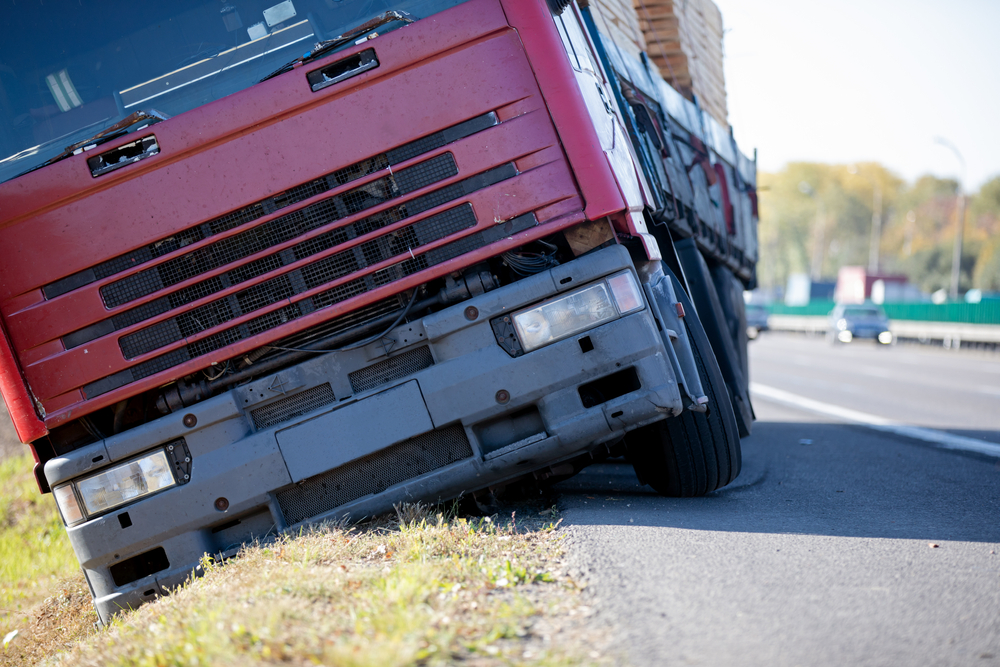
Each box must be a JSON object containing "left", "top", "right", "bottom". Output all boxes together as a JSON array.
[{"left": 0, "top": 0, "right": 757, "bottom": 623}]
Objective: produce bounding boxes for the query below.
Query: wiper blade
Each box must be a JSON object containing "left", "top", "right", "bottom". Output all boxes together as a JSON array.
[
  {"left": 260, "top": 10, "right": 414, "bottom": 83},
  {"left": 17, "top": 110, "right": 168, "bottom": 178}
]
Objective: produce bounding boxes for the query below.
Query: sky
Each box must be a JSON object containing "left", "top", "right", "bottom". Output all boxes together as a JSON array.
[{"left": 711, "top": 0, "right": 1000, "bottom": 192}]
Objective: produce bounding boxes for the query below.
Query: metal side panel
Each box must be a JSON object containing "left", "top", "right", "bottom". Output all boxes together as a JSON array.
[{"left": 275, "top": 380, "right": 433, "bottom": 483}]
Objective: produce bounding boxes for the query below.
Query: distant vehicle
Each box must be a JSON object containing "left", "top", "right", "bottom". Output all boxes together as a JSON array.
[
  {"left": 745, "top": 304, "right": 769, "bottom": 340},
  {"left": 828, "top": 303, "right": 893, "bottom": 345}
]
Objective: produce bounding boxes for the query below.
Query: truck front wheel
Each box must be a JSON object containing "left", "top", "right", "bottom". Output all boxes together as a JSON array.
[{"left": 627, "top": 277, "right": 742, "bottom": 496}]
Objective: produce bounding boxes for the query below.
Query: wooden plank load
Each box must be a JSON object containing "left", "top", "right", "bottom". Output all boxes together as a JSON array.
[
  {"left": 578, "top": 0, "right": 648, "bottom": 63},
  {"left": 583, "top": 0, "right": 728, "bottom": 128},
  {"left": 633, "top": 0, "right": 728, "bottom": 127}
]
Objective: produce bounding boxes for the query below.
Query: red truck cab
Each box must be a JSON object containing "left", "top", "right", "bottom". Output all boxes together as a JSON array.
[{"left": 0, "top": 0, "right": 752, "bottom": 623}]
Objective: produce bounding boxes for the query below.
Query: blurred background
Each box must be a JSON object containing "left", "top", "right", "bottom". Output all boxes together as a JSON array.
[{"left": 715, "top": 0, "right": 1000, "bottom": 307}]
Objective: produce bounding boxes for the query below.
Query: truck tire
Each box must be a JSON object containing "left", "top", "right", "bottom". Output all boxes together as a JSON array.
[
  {"left": 710, "top": 264, "right": 751, "bottom": 403},
  {"left": 627, "top": 276, "right": 741, "bottom": 496},
  {"left": 675, "top": 239, "right": 754, "bottom": 437}
]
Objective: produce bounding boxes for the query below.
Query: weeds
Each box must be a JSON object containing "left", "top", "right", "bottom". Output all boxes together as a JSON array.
[
  {"left": 0, "top": 453, "right": 86, "bottom": 655},
  {"left": 3, "top": 497, "right": 597, "bottom": 666}
]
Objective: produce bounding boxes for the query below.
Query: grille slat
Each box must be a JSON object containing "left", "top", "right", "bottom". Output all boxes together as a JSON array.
[
  {"left": 250, "top": 384, "right": 336, "bottom": 430},
  {"left": 275, "top": 424, "right": 472, "bottom": 526},
  {"left": 349, "top": 346, "right": 435, "bottom": 394}
]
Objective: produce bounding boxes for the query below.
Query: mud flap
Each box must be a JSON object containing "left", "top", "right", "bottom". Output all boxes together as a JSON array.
[
  {"left": 674, "top": 238, "right": 754, "bottom": 437},
  {"left": 642, "top": 266, "right": 706, "bottom": 412}
]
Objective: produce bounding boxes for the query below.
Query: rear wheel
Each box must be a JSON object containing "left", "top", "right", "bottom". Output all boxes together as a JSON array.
[{"left": 628, "top": 276, "right": 742, "bottom": 496}]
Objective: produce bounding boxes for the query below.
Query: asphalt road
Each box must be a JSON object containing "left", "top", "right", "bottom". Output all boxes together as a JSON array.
[{"left": 556, "top": 333, "right": 1000, "bottom": 666}]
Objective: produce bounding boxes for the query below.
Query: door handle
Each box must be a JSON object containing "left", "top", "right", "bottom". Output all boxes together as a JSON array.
[
  {"left": 307, "top": 49, "right": 379, "bottom": 92},
  {"left": 87, "top": 135, "right": 159, "bottom": 177}
]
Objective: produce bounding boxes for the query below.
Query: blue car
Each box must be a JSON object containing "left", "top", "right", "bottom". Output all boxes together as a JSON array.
[{"left": 828, "top": 303, "right": 893, "bottom": 345}]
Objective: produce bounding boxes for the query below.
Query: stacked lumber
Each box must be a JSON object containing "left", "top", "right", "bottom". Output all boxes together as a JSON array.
[
  {"left": 579, "top": 0, "right": 647, "bottom": 63},
  {"left": 632, "top": 0, "right": 728, "bottom": 127}
]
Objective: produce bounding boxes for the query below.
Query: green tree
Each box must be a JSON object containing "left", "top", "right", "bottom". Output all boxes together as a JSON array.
[
  {"left": 969, "top": 175, "right": 1000, "bottom": 290},
  {"left": 973, "top": 237, "right": 1000, "bottom": 291},
  {"left": 758, "top": 162, "right": 902, "bottom": 290}
]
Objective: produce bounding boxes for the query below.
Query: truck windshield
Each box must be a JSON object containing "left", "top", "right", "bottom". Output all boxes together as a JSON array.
[{"left": 0, "top": 0, "right": 467, "bottom": 185}]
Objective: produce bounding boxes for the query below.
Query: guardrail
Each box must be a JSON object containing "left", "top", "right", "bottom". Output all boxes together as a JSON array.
[
  {"left": 767, "top": 300, "right": 1000, "bottom": 325},
  {"left": 766, "top": 315, "right": 1000, "bottom": 348}
]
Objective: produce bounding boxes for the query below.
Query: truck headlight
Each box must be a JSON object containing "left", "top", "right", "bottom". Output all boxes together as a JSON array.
[
  {"left": 75, "top": 450, "right": 177, "bottom": 517},
  {"left": 512, "top": 271, "right": 644, "bottom": 353}
]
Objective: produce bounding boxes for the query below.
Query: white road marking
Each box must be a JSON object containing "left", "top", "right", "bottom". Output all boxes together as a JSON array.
[{"left": 750, "top": 382, "right": 1000, "bottom": 459}]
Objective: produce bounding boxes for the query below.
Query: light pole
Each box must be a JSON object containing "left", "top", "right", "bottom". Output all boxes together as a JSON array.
[
  {"left": 934, "top": 138, "right": 966, "bottom": 300},
  {"left": 847, "top": 165, "right": 883, "bottom": 274},
  {"left": 798, "top": 181, "right": 825, "bottom": 280}
]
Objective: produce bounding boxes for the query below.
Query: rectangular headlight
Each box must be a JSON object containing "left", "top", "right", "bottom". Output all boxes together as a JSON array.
[
  {"left": 512, "top": 271, "right": 645, "bottom": 353},
  {"left": 76, "top": 449, "right": 176, "bottom": 516}
]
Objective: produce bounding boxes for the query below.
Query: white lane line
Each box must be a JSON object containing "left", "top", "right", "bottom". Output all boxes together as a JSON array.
[{"left": 750, "top": 382, "right": 1000, "bottom": 459}]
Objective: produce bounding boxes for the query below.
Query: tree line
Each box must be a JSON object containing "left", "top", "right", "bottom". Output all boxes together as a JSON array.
[{"left": 757, "top": 163, "right": 1000, "bottom": 296}]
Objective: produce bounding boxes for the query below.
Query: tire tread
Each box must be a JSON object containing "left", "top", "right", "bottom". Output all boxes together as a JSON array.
[{"left": 629, "top": 275, "right": 741, "bottom": 497}]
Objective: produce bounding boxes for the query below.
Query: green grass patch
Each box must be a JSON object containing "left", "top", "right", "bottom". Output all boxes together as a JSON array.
[
  {"left": 0, "top": 454, "right": 82, "bottom": 629},
  {"left": 3, "top": 502, "right": 603, "bottom": 666}
]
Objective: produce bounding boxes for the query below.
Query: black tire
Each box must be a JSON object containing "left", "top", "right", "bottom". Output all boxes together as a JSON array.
[
  {"left": 628, "top": 276, "right": 742, "bottom": 497},
  {"left": 674, "top": 240, "right": 753, "bottom": 437},
  {"left": 547, "top": 0, "right": 572, "bottom": 14}
]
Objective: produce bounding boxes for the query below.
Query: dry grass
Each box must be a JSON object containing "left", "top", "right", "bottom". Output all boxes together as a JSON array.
[
  {"left": 0, "top": 406, "right": 609, "bottom": 665},
  {"left": 3, "top": 498, "right": 610, "bottom": 666},
  {"left": 0, "top": 452, "right": 87, "bottom": 662}
]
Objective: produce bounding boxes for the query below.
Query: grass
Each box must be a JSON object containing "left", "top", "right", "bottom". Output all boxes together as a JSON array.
[
  {"left": 1, "top": 486, "right": 606, "bottom": 666},
  {"left": 0, "top": 452, "right": 89, "bottom": 655}
]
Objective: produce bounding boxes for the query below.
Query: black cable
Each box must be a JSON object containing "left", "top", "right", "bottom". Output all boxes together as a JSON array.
[
  {"left": 502, "top": 250, "right": 558, "bottom": 277},
  {"left": 208, "top": 291, "right": 440, "bottom": 391},
  {"left": 260, "top": 289, "right": 420, "bottom": 354}
]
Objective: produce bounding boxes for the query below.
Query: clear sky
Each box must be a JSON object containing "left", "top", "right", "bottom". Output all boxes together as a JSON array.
[{"left": 712, "top": 0, "right": 1000, "bottom": 191}]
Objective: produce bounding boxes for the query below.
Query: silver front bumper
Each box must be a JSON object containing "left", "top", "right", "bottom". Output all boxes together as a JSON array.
[{"left": 46, "top": 244, "right": 682, "bottom": 623}]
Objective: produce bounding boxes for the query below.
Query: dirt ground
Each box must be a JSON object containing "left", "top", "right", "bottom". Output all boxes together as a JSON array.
[{"left": 0, "top": 402, "right": 24, "bottom": 460}]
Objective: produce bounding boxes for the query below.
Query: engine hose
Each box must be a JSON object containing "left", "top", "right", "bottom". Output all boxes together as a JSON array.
[{"left": 207, "top": 293, "right": 442, "bottom": 392}]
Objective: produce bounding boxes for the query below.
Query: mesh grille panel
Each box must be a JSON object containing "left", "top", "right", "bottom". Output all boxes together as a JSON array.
[
  {"left": 250, "top": 384, "right": 336, "bottom": 430},
  {"left": 264, "top": 296, "right": 401, "bottom": 354},
  {"left": 115, "top": 205, "right": 476, "bottom": 359},
  {"left": 275, "top": 425, "right": 472, "bottom": 526},
  {"left": 99, "top": 153, "right": 457, "bottom": 309},
  {"left": 85, "top": 209, "right": 537, "bottom": 399},
  {"left": 67, "top": 159, "right": 501, "bottom": 350},
  {"left": 349, "top": 346, "right": 434, "bottom": 394}
]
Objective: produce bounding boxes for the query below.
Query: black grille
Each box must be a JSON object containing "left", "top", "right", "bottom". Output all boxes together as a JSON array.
[
  {"left": 43, "top": 112, "right": 499, "bottom": 301},
  {"left": 259, "top": 296, "right": 402, "bottom": 358},
  {"left": 115, "top": 204, "right": 478, "bottom": 359},
  {"left": 348, "top": 346, "right": 435, "bottom": 394},
  {"left": 386, "top": 112, "right": 497, "bottom": 164},
  {"left": 66, "top": 162, "right": 518, "bottom": 351},
  {"left": 109, "top": 547, "right": 170, "bottom": 587},
  {"left": 250, "top": 384, "right": 336, "bottom": 430},
  {"left": 275, "top": 425, "right": 472, "bottom": 526},
  {"left": 83, "top": 210, "right": 538, "bottom": 399},
  {"left": 100, "top": 153, "right": 458, "bottom": 309}
]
